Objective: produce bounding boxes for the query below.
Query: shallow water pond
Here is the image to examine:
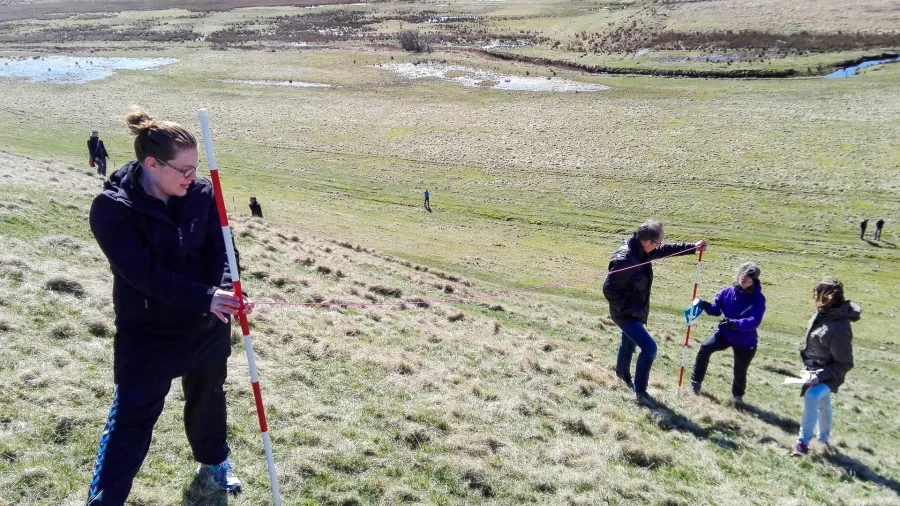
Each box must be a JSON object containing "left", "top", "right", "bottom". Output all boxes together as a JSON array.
[
  {"left": 376, "top": 62, "right": 609, "bottom": 92},
  {"left": 0, "top": 55, "right": 178, "bottom": 83}
]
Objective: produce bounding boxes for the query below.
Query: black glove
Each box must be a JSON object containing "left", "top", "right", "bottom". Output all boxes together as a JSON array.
[
  {"left": 698, "top": 300, "right": 711, "bottom": 311},
  {"left": 718, "top": 319, "right": 736, "bottom": 329}
]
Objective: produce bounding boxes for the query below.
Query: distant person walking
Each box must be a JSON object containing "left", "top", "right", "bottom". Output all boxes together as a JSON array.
[
  {"left": 874, "top": 218, "right": 885, "bottom": 241},
  {"left": 860, "top": 218, "right": 868, "bottom": 240},
  {"left": 85, "top": 108, "right": 249, "bottom": 505},
  {"left": 424, "top": 189, "right": 431, "bottom": 212},
  {"left": 88, "top": 130, "right": 110, "bottom": 177},
  {"left": 792, "top": 279, "right": 859, "bottom": 456},
  {"left": 249, "top": 196, "right": 263, "bottom": 218},
  {"left": 690, "top": 262, "right": 766, "bottom": 404},
  {"left": 603, "top": 219, "right": 707, "bottom": 407}
]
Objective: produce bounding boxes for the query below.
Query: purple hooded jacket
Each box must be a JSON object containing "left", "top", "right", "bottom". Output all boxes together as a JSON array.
[{"left": 702, "top": 279, "right": 766, "bottom": 348}]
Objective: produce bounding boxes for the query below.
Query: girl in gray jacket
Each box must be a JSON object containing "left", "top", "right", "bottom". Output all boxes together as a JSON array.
[{"left": 793, "top": 279, "right": 860, "bottom": 456}]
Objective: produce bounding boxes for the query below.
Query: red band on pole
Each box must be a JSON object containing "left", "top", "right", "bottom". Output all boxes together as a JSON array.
[
  {"left": 208, "top": 170, "right": 231, "bottom": 228},
  {"left": 252, "top": 382, "right": 269, "bottom": 432}
]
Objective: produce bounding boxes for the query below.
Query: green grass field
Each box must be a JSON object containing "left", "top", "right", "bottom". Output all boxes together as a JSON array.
[{"left": 1, "top": 1, "right": 900, "bottom": 504}]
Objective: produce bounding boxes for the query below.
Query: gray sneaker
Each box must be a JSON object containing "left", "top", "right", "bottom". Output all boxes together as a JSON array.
[{"left": 198, "top": 458, "right": 242, "bottom": 493}]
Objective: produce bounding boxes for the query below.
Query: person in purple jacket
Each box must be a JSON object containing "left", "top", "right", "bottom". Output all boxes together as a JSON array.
[{"left": 690, "top": 262, "right": 766, "bottom": 404}]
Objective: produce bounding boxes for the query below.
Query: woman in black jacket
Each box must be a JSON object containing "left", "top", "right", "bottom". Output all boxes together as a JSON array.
[
  {"left": 88, "top": 130, "right": 110, "bottom": 177},
  {"left": 85, "top": 109, "right": 251, "bottom": 505},
  {"left": 603, "top": 219, "right": 706, "bottom": 407}
]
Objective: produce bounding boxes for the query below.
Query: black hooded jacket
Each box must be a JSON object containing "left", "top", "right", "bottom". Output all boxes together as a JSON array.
[
  {"left": 88, "top": 137, "right": 108, "bottom": 159},
  {"left": 89, "top": 160, "right": 233, "bottom": 385},
  {"left": 603, "top": 235, "right": 696, "bottom": 324}
]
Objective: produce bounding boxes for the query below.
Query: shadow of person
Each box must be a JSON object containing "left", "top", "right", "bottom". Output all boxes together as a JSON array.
[
  {"left": 182, "top": 473, "right": 229, "bottom": 506},
  {"left": 643, "top": 396, "right": 708, "bottom": 438},
  {"left": 760, "top": 364, "right": 799, "bottom": 378},
  {"left": 734, "top": 402, "right": 800, "bottom": 433},
  {"left": 864, "top": 239, "right": 882, "bottom": 248},
  {"left": 879, "top": 240, "right": 896, "bottom": 248},
  {"left": 640, "top": 395, "right": 740, "bottom": 449},
  {"left": 815, "top": 449, "right": 900, "bottom": 495}
]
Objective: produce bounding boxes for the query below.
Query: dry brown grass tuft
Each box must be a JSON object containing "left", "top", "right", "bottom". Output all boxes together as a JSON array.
[
  {"left": 620, "top": 443, "right": 674, "bottom": 469},
  {"left": 447, "top": 312, "right": 465, "bottom": 323},
  {"left": 562, "top": 417, "right": 594, "bottom": 437},
  {"left": 49, "top": 320, "right": 81, "bottom": 339},
  {"left": 44, "top": 276, "right": 85, "bottom": 297}
]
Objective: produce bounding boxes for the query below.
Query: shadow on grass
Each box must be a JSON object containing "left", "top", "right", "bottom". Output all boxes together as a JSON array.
[
  {"left": 761, "top": 364, "right": 798, "bottom": 378},
  {"left": 735, "top": 402, "right": 800, "bottom": 433},
  {"left": 817, "top": 450, "right": 900, "bottom": 495},
  {"left": 864, "top": 239, "right": 882, "bottom": 248},
  {"left": 644, "top": 396, "right": 741, "bottom": 450},
  {"left": 182, "top": 474, "right": 229, "bottom": 506}
]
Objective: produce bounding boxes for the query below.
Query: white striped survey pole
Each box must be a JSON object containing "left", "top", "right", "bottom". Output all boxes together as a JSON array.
[
  {"left": 677, "top": 249, "right": 704, "bottom": 393},
  {"left": 198, "top": 109, "right": 282, "bottom": 505}
]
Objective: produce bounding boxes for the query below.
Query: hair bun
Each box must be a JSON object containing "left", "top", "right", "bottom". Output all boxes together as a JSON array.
[{"left": 125, "top": 108, "right": 154, "bottom": 136}]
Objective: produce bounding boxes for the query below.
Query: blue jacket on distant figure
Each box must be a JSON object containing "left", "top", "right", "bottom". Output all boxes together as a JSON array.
[
  {"left": 89, "top": 160, "right": 234, "bottom": 385},
  {"left": 702, "top": 279, "right": 766, "bottom": 348}
]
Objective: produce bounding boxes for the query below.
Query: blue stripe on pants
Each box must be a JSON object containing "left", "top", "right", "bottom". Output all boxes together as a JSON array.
[{"left": 88, "top": 386, "right": 119, "bottom": 499}]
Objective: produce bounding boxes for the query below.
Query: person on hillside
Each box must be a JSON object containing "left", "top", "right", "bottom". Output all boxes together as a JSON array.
[
  {"left": 874, "top": 218, "right": 885, "bottom": 241},
  {"left": 690, "top": 262, "right": 766, "bottom": 404},
  {"left": 249, "top": 196, "right": 263, "bottom": 218},
  {"left": 792, "top": 279, "right": 859, "bottom": 457},
  {"left": 860, "top": 218, "right": 868, "bottom": 240},
  {"left": 88, "top": 130, "right": 110, "bottom": 177},
  {"left": 85, "top": 108, "right": 251, "bottom": 505},
  {"left": 603, "top": 219, "right": 707, "bottom": 407},
  {"left": 424, "top": 189, "right": 431, "bottom": 212}
]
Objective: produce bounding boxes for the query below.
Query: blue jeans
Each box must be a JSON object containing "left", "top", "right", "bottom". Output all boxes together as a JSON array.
[
  {"left": 95, "top": 157, "right": 107, "bottom": 176},
  {"left": 615, "top": 321, "right": 658, "bottom": 394},
  {"left": 798, "top": 383, "right": 833, "bottom": 445}
]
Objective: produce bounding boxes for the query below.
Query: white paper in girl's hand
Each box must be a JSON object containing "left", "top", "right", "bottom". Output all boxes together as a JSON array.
[{"left": 782, "top": 370, "right": 822, "bottom": 386}]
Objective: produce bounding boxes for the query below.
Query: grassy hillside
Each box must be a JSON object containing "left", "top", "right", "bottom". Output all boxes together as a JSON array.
[{"left": 1, "top": 150, "right": 899, "bottom": 505}]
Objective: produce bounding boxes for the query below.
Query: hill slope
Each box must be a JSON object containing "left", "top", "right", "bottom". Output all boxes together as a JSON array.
[{"left": 1, "top": 151, "right": 899, "bottom": 505}]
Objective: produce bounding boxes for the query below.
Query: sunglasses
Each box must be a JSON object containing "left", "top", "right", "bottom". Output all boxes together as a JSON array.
[{"left": 156, "top": 157, "right": 202, "bottom": 178}]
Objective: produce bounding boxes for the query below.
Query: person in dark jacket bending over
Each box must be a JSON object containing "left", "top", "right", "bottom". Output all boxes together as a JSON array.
[
  {"left": 793, "top": 279, "right": 859, "bottom": 456},
  {"left": 89, "top": 130, "right": 110, "bottom": 177},
  {"left": 85, "top": 109, "right": 252, "bottom": 505},
  {"left": 249, "top": 196, "right": 263, "bottom": 218},
  {"left": 690, "top": 262, "right": 766, "bottom": 404},
  {"left": 603, "top": 220, "right": 707, "bottom": 407}
]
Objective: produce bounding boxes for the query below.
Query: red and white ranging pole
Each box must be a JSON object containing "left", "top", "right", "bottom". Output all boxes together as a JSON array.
[
  {"left": 198, "top": 109, "right": 282, "bottom": 505},
  {"left": 677, "top": 249, "right": 704, "bottom": 394}
]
